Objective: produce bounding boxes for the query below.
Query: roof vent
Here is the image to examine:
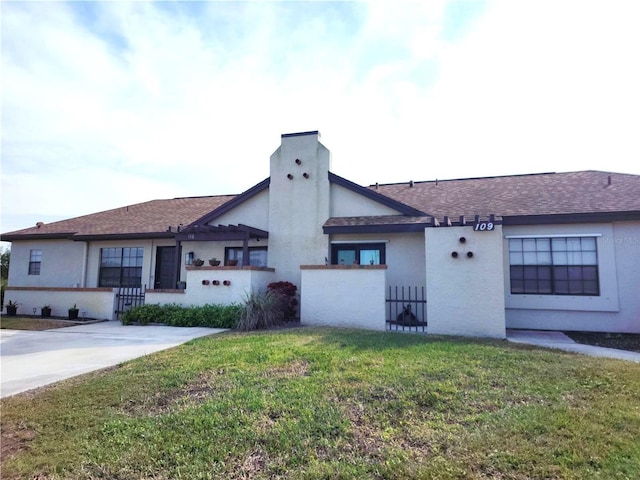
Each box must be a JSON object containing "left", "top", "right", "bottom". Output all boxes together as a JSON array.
[
  {"left": 607, "top": 175, "right": 612, "bottom": 187},
  {"left": 409, "top": 180, "right": 414, "bottom": 188},
  {"left": 36, "top": 222, "right": 44, "bottom": 228}
]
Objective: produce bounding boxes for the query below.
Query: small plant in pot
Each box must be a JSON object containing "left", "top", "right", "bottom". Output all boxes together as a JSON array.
[
  {"left": 68, "top": 303, "right": 79, "bottom": 320},
  {"left": 209, "top": 257, "right": 221, "bottom": 266},
  {"left": 192, "top": 258, "right": 205, "bottom": 267},
  {"left": 5, "top": 300, "right": 19, "bottom": 317},
  {"left": 41, "top": 304, "right": 52, "bottom": 318}
]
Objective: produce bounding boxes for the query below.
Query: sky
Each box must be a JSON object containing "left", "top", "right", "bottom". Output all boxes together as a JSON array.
[{"left": 2, "top": 0, "right": 639, "bottom": 241}]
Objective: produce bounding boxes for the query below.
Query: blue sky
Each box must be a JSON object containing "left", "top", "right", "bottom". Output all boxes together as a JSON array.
[{"left": 2, "top": 0, "right": 639, "bottom": 240}]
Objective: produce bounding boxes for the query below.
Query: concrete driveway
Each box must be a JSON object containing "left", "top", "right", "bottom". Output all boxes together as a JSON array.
[{"left": 0, "top": 321, "right": 227, "bottom": 398}]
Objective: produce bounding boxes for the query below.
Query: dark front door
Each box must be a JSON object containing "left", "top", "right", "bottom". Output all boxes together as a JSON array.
[{"left": 154, "top": 246, "right": 176, "bottom": 289}]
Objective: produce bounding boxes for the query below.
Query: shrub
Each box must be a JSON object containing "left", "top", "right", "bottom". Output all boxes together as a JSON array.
[
  {"left": 236, "top": 290, "right": 284, "bottom": 331},
  {"left": 267, "top": 281, "right": 298, "bottom": 320},
  {"left": 122, "top": 303, "right": 240, "bottom": 328}
]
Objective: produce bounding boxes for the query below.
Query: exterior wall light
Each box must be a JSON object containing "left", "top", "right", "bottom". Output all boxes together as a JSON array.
[
  {"left": 451, "top": 251, "right": 458, "bottom": 258},
  {"left": 287, "top": 173, "right": 294, "bottom": 180}
]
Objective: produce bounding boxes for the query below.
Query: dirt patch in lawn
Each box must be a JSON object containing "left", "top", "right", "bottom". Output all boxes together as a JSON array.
[
  {"left": 564, "top": 332, "right": 640, "bottom": 353},
  {"left": 0, "top": 423, "right": 36, "bottom": 467}
]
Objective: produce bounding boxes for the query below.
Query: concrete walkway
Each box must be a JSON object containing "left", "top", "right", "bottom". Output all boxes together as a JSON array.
[
  {"left": 0, "top": 321, "right": 227, "bottom": 398},
  {"left": 507, "top": 330, "right": 640, "bottom": 363}
]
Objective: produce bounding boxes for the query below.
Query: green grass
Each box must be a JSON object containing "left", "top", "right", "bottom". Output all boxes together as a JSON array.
[
  {"left": 0, "top": 316, "right": 83, "bottom": 330},
  {"left": 1, "top": 328, "right": 639, "bottom": 479}
]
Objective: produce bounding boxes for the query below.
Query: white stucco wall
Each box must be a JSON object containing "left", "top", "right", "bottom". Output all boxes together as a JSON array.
[
  {"left": 504, "top": 222, "right": 640, "bottom": 333},
  {"left": 4, "top": 287, "right": 116, "bottom": 320},
  {"left": 147, "top": 267, "right": 276, "bottom": 307},
  {"left": 268, "top": 132, "right": 331, "bottom": 288},
  {"left": 425, "top": 225, "right": 506, "bottom": 338},
  {"left": 211, "top": 189, "right": 270, "bottom": 231},
  {"left": 300, "top": 266, "right": 387, "bottom": 330},
  {"left": 329, "top": 184, "right": 400, "bottom": 217},
  {"left": 7, "top": 239, "right": 86, "bottom": 288}
]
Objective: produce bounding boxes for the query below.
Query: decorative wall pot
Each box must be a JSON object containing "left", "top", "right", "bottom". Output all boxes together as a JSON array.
[
  {"left": 6, "top": 305, "right": 18, "bottom": 317},
  {"left": 192, "top": 259, "right": 205, "bottom": 267},
  {"left": 202, "top": 280, "right": 210, "bottom": 285},
  {"left": 68, "top": 309, "right": 79, "bottom": 320},
  {"left": 223, "top": 280, "right": 231, "bottom": 286},
  {"left": 212, "top": 280, "right": 220, "bottom": 285},
  {"left": 227, "top": 259, "right": 238, "bottom": 266},
  {"left": 209, "top": 259, "right": 221, "bottom": 266}
]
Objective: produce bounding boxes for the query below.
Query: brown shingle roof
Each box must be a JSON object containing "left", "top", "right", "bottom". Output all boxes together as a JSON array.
[
  {"left": 368, "top": 171, "right": 640, "bottom": 219},
  {"left": 2, "top": 195, "right": 235, "bottom": 240},
  {"left": 3, "top": 170, "right": 639, "bottom": 240}
]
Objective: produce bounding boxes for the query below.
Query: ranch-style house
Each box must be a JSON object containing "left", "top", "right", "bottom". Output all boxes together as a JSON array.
[{"left": 2, "top": 131, "right": 639, "bottom": 337}]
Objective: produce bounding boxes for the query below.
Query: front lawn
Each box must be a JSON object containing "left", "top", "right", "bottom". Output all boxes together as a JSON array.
[
  {"left": 0, "top": 316, "right": 82, "bottom": 331},
  {"left": 1, "top": 328, "right": 639, "bottom": 479}
]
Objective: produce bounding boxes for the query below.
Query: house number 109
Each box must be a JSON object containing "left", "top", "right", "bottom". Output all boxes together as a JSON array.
[{"left": 474, "top": 222, "right": 495, "bottom": 231}]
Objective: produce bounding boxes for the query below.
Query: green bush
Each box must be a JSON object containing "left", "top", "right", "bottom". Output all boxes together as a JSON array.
[{"left": 122, "top": 303, "right": 240, "bottom": 328}]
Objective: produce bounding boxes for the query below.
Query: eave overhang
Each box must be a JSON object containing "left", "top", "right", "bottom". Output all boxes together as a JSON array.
[
  {"left": 502, "top": 210, "right": 640, "bottom": 226},
  {"left": 175, "top": 223, "right": 268, "bottom": 242}
]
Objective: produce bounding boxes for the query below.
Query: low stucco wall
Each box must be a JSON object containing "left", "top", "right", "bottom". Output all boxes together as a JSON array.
[
  {"left": 146, "top": 266, "right": 276, "bottom": 307},
  {"left": 300, "top": 265, "right": 387, "bottom": 330},
  {"left": 3, "top": 287, "right": 116, "bottom": 320},
  {"left": 425, "top": 226, "right": 506, "bottom": 338}
]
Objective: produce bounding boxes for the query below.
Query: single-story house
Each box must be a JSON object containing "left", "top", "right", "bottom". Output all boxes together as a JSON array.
[{"left": 3, "top": 131, "right": 639, "bottom": 337}]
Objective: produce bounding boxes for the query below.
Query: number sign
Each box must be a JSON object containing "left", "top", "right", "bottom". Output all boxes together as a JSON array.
[{"left": 474, "top": 221, "right": 495, "bottom": 232}]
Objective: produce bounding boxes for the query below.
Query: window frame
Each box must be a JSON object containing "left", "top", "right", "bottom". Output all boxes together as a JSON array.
[
  {"left": 330, "top": 242, "right": 386, "bottom": 265},
  {"left": 224, "top": 246, "right": 268, "bottom": 267},
  {"left": 98, "top": 247, "right": 144, "bottom": 287},
  {"left": 28, "top": 249, "right": 42, "bottom": 275},
  {"left": 508, "top": 236, "right": 599, "bottom": 296}
]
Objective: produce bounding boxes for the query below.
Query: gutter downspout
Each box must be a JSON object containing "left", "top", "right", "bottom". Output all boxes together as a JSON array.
[{"left": 81, "top": 241, "right": 89, "bottom": 287}]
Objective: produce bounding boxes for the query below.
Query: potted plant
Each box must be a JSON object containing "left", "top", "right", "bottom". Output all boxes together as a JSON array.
[
  {"left": 68, "top": 303, "right": 79, "bottom": 320},
  {"left": 209, "top": 257, "right": 221, "bottom": 266},
  {"left": 41, "top": 305, "right": 52, "bottom": 318},
  {"left": 227, "top": 259, "right": 239, "bottom": 266},
  {"left": 5, "top": 300, "right": 19, "bottom": 317},
  {"left": 192, "top": 258, "right": 205, "bottom": 267}
]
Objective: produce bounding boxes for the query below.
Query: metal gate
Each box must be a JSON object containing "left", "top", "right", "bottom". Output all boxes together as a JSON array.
[
  {"left": 115, "top": 286, "right": 145, "bottom": 320},
  {"left": 386, "top": 285, "right": 427, "bottom": 332}
]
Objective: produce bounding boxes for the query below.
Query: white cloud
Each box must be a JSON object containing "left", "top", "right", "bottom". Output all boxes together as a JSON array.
[{"left": 2, "top": 0, "right": 639, "bottom": 240}]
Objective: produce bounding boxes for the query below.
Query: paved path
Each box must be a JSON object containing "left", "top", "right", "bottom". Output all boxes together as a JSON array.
[
  {"left": 507, "top": 330, "right": 640, "bottom": 363},
  {"left": 0, "top": 321, "right": 227, "bottom": 398}
]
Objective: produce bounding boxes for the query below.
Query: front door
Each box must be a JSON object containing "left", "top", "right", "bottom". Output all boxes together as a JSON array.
[{"left": 154, "top": 246, "right": 176, "bottom": 289}]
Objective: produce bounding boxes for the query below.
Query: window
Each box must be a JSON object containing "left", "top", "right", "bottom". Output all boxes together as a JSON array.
[
  {"left": 99, "top": 247, "right": 144, "bottom": 287},
  {"left": 28, "top": 250, "right": 42, "bottom": 275},
  {"left": 225, "top": 247, "right": 268, "bottom": 267},
  {"left": 509, "top": 237, "right": 599, "bottom": 296},
  {"left": 331, "top": 243, "right": 386, "bottom": 265}
]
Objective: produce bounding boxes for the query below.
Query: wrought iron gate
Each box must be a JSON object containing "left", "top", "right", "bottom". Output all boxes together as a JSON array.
[
  {"left": 386, "top": 285, "right": 427, "bottom": 332},
  {"left": 115, "top": 286, "right": 145, "bottom": 320}
]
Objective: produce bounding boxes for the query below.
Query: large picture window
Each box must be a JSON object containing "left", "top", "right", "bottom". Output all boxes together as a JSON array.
[
  {"left": 509, "top": 237, "right": 599, "bottom": 296},
  {"left": 225, "top": 246, "right": 268, "bottom": 267},
  {"left": 28, "top": 249, "right": 42, "bottom": 275},
  {"left": 331, "top": 243, "right": 386, "bottom": 265},
  {"left": 99, "top": 247, "right": 144, "bottom": 287}
]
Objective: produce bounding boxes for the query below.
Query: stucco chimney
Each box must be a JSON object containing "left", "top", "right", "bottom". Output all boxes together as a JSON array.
[{"left": 268, "top": 131, "right": 332, "bottom": 286}]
